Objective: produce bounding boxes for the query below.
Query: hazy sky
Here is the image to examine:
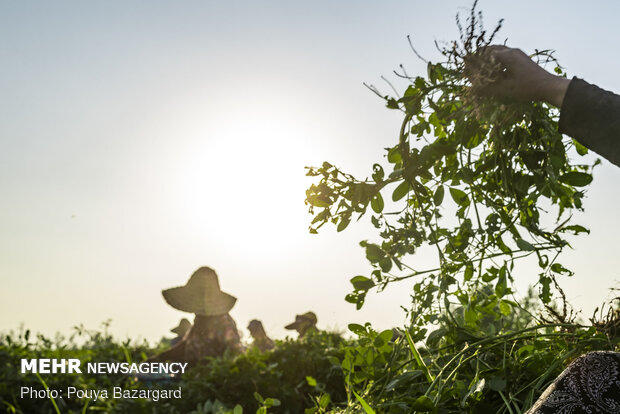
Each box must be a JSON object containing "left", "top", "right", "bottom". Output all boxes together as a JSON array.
[{"left": 2, "top": 1, "right": 619, "bottom": 343}]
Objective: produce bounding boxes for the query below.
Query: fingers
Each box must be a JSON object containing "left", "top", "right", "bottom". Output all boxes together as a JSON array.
[
  {"left": 480, "top": 45, "right": 525, "bottom": 68},
  {"left": 469, "top": 45, "right": 548, "bottom": 102}
]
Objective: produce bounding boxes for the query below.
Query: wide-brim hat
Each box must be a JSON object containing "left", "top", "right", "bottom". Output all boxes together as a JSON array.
[
  {"left": 285, "top": 312, "right": 317, "bottom": 330},
  {"left": 162, "top": 267, "right": 237, "bottom": 316},
  {"left": 170, "top": 318, "right": 191, "bottom": 335}
]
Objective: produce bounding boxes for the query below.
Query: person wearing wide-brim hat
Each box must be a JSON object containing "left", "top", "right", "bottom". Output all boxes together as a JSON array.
[
  {"left": 247, "top": 319, "right": 275, "bottom": 352},
  {"left": 169, "top": 318, "right": 192, "bottom": 346},
  {"left": 285, "top": 311, "right": 318, "bottom": 338},
  {"left": 149, "top": 267, "right": 243, "bottom": 366}
]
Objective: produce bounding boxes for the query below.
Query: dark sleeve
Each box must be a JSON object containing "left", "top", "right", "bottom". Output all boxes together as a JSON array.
[{"left": 559, "top": 77, "right": 620, "bottom": 167}]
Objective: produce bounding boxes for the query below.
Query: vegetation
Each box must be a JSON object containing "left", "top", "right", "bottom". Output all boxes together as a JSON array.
[
  {"left": 1, "top": 326, "right": 347, "bottom": 414},
  {"left": 3, "top": 3, "right": 619, "bottom": 414},
  {"left": 303, "top": 2, "right": 619, "bottom": 413}
]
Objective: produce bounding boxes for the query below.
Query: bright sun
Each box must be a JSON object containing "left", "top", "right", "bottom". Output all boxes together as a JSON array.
[{"left": 177, "top": 103, "right": 319, "bottom": 262}]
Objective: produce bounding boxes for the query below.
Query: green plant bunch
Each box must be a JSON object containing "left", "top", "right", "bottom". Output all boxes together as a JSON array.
[
  {"left": 178, "top": 331, "right": 348, "bottom": 414},
  {"left": 336, "top": 291, "right": 620, "bottom": 413},
  {"left": 0, "top": 327, "right": 349, "bottom": 414},
  {"left": 305, "top": 4, "right": 596, "bottom": 329},
  {"left": 304, "top": 3, "right": 617, "bottom": 413}
]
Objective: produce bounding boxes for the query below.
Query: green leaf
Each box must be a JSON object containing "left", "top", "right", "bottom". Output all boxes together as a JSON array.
[
  {"left": 350, "top": 276, "right": 375, "bottom": 291},
  {"left": 463, "top": 263, "right": 474, "bottom": 282},
  {"left": 319, "top": 394, "right": 330, "bottom": 409},
  {"left": 433, "top": 185, "right": 445, "bottom": 206},
  {"left": 348, "top": 323, "right": 367, "bottom": 336},
  {"left": 352, "top": 391, "right": 376, "bottom": 414},
  {"left": 405, "top": 330, "right": 433, "bottom": 383},
  {"left": 264, "top": 398, "right": 280, "bottom": 408},
  {"left": 499, "top": 300, "right": 512, "bottom": 316},
  {"left": 372, "top": 163, "right": 384, "bottom": 181},
  {"left": 551, "top": 263, "right": 573, "bottom": 276},
  {"left": 559, "top": 171, "right": 593, "bottom": 187},
  {"left": 449, "top": 187, "right": 469, "bottom": 206},
  {"left": 427, "top": 62, "right": 437, "bottom": 83},
  {"left": 306, "top": 376, "right": 317, "bottom": 387},
  {"left": 370, "top": 193, "right": 384, "bottom": 213},
  {"left": 517, "top": 345, "right": 534, "bottom": 357},
  {"left": 374, "top": 329, "right": 393, "bottom": 347},
  {"left": 495, "top": 268, "right": 507, "bottom": 298},
  {"left": 364, "top": 244, "right": 384, "bottom": 263},
  {"left": 561, "top": 224, "right": 590, "bottom": 235},
  {"left": 410, "top": 395, "right": 434, "bottom": 411},
  {"left": 307, "top": 195, "right": 331, "bottom": 208},
  {"left": 233, "top": 405, "right": 243, "bottom": 414},
  {"left": 573, "top": 139, "right": 589, "bottom": 155},
  {"left": 385, "top": 97, "right": 399, "bottom": 109},
  {"left": 387, "top": 147, "right": 402, "bottom": 164},
  {"left": 516, "top": 238, "right": 535, "bottom": 251},
  {"left": 464, "top": 305, "right": 478, "bottom": 326},
  {"left": 539, "top": 274, "right": 552, "bottom": 303},
  {"left": 392, "top": 181, "right": 410, "bottom": 201},
  {"left": 337, "top": 216, "right": 351, "bottom": 232},
  {"left": 379, "top": 257, "right": 392, "bottom": 272}
]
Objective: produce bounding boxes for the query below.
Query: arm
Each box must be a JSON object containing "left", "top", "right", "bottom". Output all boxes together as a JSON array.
[
  {"left": 559, "top": 78, "right": 620, "bottom": 167},
  {"left": 472, "top": 46, "right": 620, "bottom": 167}
]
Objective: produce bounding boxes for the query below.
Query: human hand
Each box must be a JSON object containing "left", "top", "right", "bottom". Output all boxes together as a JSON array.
[{"left": 467, "top": 45, "right": 570, "bottom": 107}]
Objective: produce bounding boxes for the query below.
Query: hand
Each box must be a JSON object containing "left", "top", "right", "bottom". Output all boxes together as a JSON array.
[{"left": 468, "top": 45, "right": 570, "bottom": 107}]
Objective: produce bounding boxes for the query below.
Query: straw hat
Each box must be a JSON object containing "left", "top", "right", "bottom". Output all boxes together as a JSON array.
[
  {"left": 162, "top": 267, "right": 237, "bottom": 316},
  {"left": 170, "top": 318, "right": 192, "bottom": 335},
  {"left": 285, "top": 312, "right": 317, "bottom": 330}
]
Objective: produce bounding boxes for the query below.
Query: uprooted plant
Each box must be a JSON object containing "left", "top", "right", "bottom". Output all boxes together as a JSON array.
[
  {"left": 306, "top": 2, "right": 596, "bottom": 328},
  {"left": 305, "top": 2, "right": 617, "bottom": 412}
]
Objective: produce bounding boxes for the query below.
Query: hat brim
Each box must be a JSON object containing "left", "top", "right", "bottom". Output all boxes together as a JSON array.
[
  {"left": 285, "top": 322, "right": 300, "bottom": 330},
  {"left": 162, "top": 286, "right": 237, "bottom": 316},
  {"left": 171, "top": 324, "right": 189, "bottom": 335}
]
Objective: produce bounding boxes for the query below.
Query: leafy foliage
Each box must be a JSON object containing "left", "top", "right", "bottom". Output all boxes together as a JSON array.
[
  {"left": 177, "top": 331, "right": 347, "bottom": 413},
  {"left": 0, "top": 322, "right": 160, "bottom": 414},
  {"left": 0, "top": 326, "right": 347, "bottom": 414},
  {"left": 303, "top": 2, "right": 619, "bottom": 413},
  {"left": 341, "top": 318, "right": 619, "bottom": 413},
  {"left": 2, "top": 308, "right": 619, "bottom": 413},
  {"left": 305, "top": 2, "right": 596, "bottom": 330}
]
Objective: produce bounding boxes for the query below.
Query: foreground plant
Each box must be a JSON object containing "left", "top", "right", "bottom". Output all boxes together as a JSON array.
[
  {"left": 305, "top": 2, "right": 614, "bottom": 412},
  {"left": 305, "top": 2, "right": 595, "bottom": 327}
]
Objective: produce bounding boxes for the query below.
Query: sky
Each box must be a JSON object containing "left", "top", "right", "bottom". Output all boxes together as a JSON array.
[{"left": 1, "top": 1, "right": 619, "bottom": 343}]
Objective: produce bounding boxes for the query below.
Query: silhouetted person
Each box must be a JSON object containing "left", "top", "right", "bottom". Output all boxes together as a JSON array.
[
  {"left": 149, "top": 267, "right": 243, "bottom": 366},
  {"left": 169, "top": 318, "right": 191, "bottom": 346},
  {"left": 247, "top": 319, "right": 274, "bottom": 352},
  {"left": 285, "top": 312, "right": 318, "bottom": 338}
]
